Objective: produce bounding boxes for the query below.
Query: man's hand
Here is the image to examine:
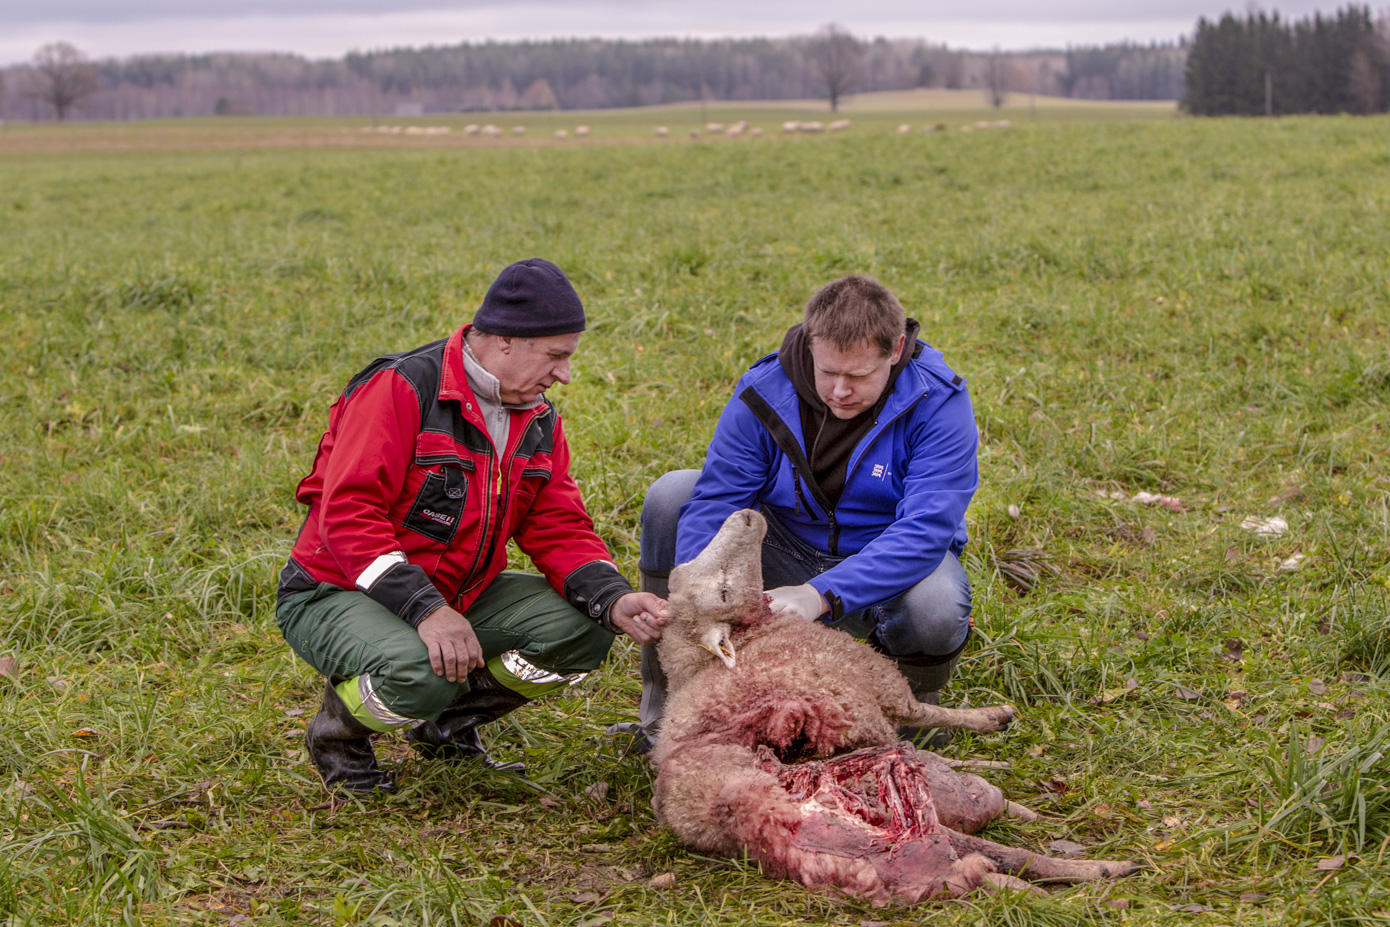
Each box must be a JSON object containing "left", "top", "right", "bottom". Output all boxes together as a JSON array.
[
  {"left": 766, "top": 584, "right": 828, "bottom": 622},
  {"left": 608, "top": 591, "right": 669, "bottom": 645},
  {"left": 417, "top": 605, "right": 484, "bottom": 682}
]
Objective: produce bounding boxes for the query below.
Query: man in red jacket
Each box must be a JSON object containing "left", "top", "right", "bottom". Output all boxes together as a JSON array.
[{"left": 278, "top": 258, "right": 666, "bottom": 794}]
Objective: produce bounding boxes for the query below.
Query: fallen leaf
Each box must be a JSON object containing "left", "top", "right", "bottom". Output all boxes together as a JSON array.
[
  {"left": 1178, "top": 904, "right": 1213, "bottom": 913},
  {"left": 1278, "top": 553, "right": 1307, "bottom": 572},
  {"left": 539, "top": 796, "right": 562, "bottom": 809},
  {"left": 647, "top": 872, "right": 676, "bottom": 890},
  {"left": 861, "top": 921, "right": 892, "bottom": 927},
  {"left": 584, "top": 781, "right": 610, "bottom": 802},
  {"left": 71, "top": 728, "right": 101, "bottom": 738},
  {"left": 1223, "top": 638, "right": 1245, "bottom": 662},
  {"left": 1240, "top": 892, "right": 1269, "bottom": 903},
  {"left": 0, "top": 656, "right": 16, "bottom": 681},
  {"left": 1047, "top": 840, "right": 1086, "bottom": 858},
  {"left": 1240, "top": 515, "right": 1288, "bottom": 536},
  {"left": 1137, "top": 800, "right": 1152, "bottom": 811},
  {"left": 1007, "top": 504, "right": 1021, "bottom": 518},
  {"left": 1315, "top": 856, "right": 1346, "bottom": 870},
  {"left": 1336, "top": 708, "right": 1356, "bottom": 720},
  {"left": 1342, "top": 672, "right": 1369, "bottom": 684},
  {"left": 1308, "top": 678, "right": 1328, "bottom": 695},
  {"left": 283, "top": 708, "right": 304, "bottom": 717},
  {"left": 567, "top": 892, "right": 604, "bottom": 904},
  {"left": 1107, "top": 898, "right": 1130, "bottom": 909},
  {"left": 1039, "top": 779, "right": 1069, "bottom": 795},
  {"left": 1131, "top": 629, "right": 1150, "bottom": 641},
  {"left": 1174, "top": 685, "right": 1201, "bottom": 701},
  {"left": 1163, "top": 815, "right": 1182, "bottom": 828},
  {"left": 1306, "top": 737, "right": 1326, "bottom": 755},
  {"left": 1274, "top": 484, "right": 1305, "bottom": 502}
]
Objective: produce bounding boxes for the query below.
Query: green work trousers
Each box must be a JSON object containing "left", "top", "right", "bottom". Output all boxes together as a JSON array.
[{"left": 277, "top": 571, "right": 615, "bottom": 723}]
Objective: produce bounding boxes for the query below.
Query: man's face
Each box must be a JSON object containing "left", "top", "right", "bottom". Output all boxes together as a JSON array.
[
  {"left": 810, "top": 335, "right": 905, "bottom": 420},
  {"left": 490, "top": 332, "right": 581, "bottom": 404}
]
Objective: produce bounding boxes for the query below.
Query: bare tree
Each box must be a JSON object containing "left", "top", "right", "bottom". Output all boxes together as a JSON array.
[
  {"left": 984, "top": 48, "right": 1009, "bottom": 108},
  {"left": 807, "top": 24, "right": 862, "bottom": 113},
  {"left": 30, "top": 42, "right": 100, "bottom": 120}
]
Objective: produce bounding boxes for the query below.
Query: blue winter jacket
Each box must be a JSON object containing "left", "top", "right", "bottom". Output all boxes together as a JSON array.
[{"left": 675, "top": 340, "right": 979, "bottom": 619}]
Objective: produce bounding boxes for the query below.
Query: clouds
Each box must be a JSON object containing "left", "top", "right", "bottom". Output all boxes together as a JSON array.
[{"left": 0, "top": 1, "right": 1350, "bottom": 67}]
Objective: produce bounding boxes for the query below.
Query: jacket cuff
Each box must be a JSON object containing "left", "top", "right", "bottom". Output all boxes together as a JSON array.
[
  {"left": 563, "top": 560, "right": 635, "bottom": 632},
  {"left": 358, "top": 555, "right": 448, "bottom": 629},
  {"left": 808, "top": 578, "right": 845, "bottom": 624}
]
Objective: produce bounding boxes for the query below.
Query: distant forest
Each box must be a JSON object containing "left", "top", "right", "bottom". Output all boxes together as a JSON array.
[
  {"left": 1184, "top": 5, "right": 1390, "bottom": 115},
  {"left": 1, "top": 34, "right": 1187, "bottom": 122}
]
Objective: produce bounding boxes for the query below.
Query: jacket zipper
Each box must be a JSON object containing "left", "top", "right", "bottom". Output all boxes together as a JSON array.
[{"left": 454, "top": 404, "right": 540, "bottom": 604}]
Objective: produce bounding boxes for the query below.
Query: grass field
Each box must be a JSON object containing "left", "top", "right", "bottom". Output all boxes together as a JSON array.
[
  {"left": 1, "top": 109, "right": 1388, "bottom": 926},
  {"left": 0, "top": 89, "right": 1175, "bottom": 154}
]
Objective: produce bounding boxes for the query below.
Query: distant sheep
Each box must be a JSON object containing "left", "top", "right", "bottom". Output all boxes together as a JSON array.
[
  {"left": 554, "top": 129, "right": 568, "bottom": 139},
  {"left": 801, "top": 121, "right": 824, "bottom": 132},
  {"left": 705, "top": 122, "right": 725, "bottom": 133},
  {"left": 464, "top": 124, "right": 480, "bottom": 136},
  {"left": 782, "top": 120, "right": 801, "bottom": 133},
  {"left": 827, "top": 119, "right": 851, "bottom": 131},
  {"left": 655, "top": 126, "right": 670, "bottom": 137},
  {"left": 897, "top": 124, "right": 911, "bottom": 134},
  {"left": 994, "top": 120, "right": 1011, "bottom": 128},
  {"left": 480, "top": 124, "right": 502, "bottom": 137},
  {"left": 511, "top": 125, "right": 526, "bottom": 135},
  {"left": 748, "top": 127, "right": 763, "bottom": 138},
  {"left": 575, "top": 125, "right": 590, "bottom": 136}
]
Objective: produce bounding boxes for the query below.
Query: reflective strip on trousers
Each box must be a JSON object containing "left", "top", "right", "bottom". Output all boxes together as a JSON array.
[{"left": 489, "top": 650, "right": 588, "bottom": 699}]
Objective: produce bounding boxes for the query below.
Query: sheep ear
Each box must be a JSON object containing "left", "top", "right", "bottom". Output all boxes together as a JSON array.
[{"left": 699, "top": 624, "right": 737, "bottom": 669}]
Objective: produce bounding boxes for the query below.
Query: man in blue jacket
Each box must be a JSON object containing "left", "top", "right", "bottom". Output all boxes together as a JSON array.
[{"left": 611, "top": 274, "right": 978, "bottom": 753}]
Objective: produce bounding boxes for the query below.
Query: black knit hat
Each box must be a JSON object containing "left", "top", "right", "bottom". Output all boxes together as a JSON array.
[{"left": 473, "top": 258, "right": 586, "bottom": 337}]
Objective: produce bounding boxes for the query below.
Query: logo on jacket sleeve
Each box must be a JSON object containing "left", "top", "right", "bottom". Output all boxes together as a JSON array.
[{"left": 420, "top": 509, "right": 457, "bottom": 527}]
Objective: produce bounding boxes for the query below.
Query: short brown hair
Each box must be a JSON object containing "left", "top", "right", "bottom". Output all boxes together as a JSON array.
[{"left": 802, "top": 274, "right": 906, "bottom": 357}]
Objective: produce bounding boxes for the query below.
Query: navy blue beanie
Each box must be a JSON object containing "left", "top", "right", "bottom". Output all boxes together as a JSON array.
[{"left": 473, "top": 258, "right": 586, "bottom": 337}]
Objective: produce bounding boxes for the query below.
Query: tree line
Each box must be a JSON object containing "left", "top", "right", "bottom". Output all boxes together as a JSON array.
[
  {"left": 1183, "top": 5, "right": 1390, "bottom": 115},
  {"left": 3, "top": 31, "right": 1185, "bottom": 122}
]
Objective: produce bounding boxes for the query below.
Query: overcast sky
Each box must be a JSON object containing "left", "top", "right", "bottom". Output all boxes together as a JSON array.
[{"left": 0, "top": 1, "right": 1357, "bottom": 66}]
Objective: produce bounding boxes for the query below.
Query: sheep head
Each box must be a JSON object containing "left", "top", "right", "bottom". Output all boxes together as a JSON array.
[{"left": 660, "top": 509, "right": 770, "bottom": 690}]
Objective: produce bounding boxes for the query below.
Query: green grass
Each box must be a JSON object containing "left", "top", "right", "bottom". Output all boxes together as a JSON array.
[{"left": 1, "top": 112, "right": 1388, "bottom": 925}]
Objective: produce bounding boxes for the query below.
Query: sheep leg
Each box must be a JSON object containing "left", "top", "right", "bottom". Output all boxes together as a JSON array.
[
  {"left": 900, "top": 701, "right": 1015, "bottom": 733},
  {"left": 944, "top": 828, "right": 1140, "bottom": 883}
]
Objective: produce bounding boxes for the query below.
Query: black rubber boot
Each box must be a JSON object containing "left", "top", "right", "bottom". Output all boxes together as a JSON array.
[
  {"left": 405, "top": 666, "right": 529, "bottom": 772},
  {"left": 305, "top": 680, "right": 394, "bottom": 795},
  {"left": 605, "top": 568, "right": 669, "bottom": 756},
  {"left": 895, "top": 654, "right": 961, "bottom": 750}
]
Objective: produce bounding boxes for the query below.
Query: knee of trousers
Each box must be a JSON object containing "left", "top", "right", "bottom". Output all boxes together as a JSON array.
[
  {"left": 639, "top": 469, "right": 700, "bottom": 572},
  {"left": 879, "top": 559, "right": 973, "bottom": 657},
  {"left": 365, "top": 655, "right": 461, "bottom": 722}
]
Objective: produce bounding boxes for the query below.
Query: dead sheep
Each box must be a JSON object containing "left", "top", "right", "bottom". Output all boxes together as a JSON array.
[{"left": 651, "top": 509, "right": 1141, "bottom": 903}]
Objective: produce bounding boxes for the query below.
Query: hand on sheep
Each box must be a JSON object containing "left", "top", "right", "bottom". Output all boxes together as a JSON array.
[
  {"left": 609, "top": 591, "right": 669, "bottom": 645},
  {"left": 766, "top": 584, "right": 829, "bottom": 622},
  {"left": 417, "top": 605, "right": 485, "bottom": 682}
]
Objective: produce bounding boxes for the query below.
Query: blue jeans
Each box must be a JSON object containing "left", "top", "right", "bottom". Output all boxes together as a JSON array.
[{"left": 641, "top": 469, "right": 972, "bottom": 659}]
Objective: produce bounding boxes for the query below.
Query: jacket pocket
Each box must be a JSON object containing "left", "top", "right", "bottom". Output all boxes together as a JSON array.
[{"left": 404, "top": 458, "right": 471, "bottom": 545}]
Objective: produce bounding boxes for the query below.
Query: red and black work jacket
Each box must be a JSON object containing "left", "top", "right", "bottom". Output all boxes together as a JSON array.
[{"left": 278, "top": 325, "right": 632, "bottom": 629}]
